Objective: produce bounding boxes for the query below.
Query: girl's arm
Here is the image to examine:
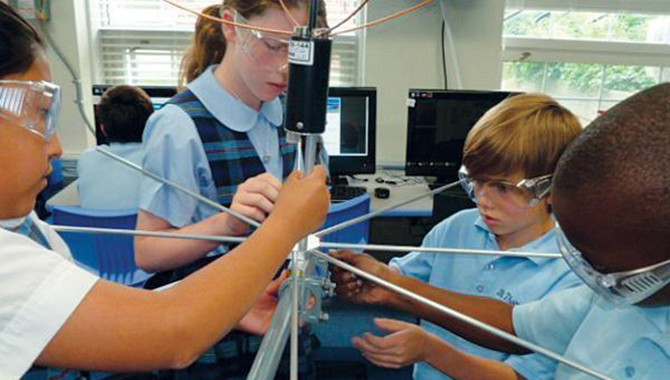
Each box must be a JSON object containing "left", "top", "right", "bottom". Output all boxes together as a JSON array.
[
  {"left": 135, "top": 173, "right": 282, "bottom": 272},
  {"left": 36, "top": 168, "right": 329, "bottom": 372}
]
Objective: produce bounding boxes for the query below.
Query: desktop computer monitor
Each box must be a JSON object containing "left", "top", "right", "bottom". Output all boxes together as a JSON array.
[
  {"left": 92, "top": 84, "right": 177, "bottom": 145},
  {"left": 325, "top": 87, "right": 376, "bottom": 178},
  {"left": 405, "top": 89, "right": 518, "bottom": 182}
]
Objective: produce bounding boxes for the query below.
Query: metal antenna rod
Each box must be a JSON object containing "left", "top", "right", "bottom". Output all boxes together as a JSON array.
[
  {"left": 315, "top": 180, "right": 462, "bottom": 238},
  {"left": 312, "top": 250, "right": 616, "bottom": 380},
  {"left": 97, "top": 148, "right": 261, "bottom": 229},
  {"left": 51, "top": 225, "right": 247, "bottom": 245},
  {"left": 319, "top": 242, "right": 562, "bottom": 259}
]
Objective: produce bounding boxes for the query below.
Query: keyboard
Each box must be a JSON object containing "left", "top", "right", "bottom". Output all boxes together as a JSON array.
[{"left": 330, "top": 185, "right": 368, "bottom": 202}]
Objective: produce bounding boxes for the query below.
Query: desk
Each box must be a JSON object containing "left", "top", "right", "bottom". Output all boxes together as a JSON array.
[{"left": 345, "top": 170, "right": 433, "bottom": 218}]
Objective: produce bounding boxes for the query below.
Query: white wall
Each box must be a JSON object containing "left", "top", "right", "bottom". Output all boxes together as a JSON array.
[
  {"left": 40, "top": 0, "right": 95, "bottom": 159},
  {"left": 364, "top": 0, "right": 505, "bottom": 166},
  {"left": 47, "top": 0, "right": 506, "bottom": 167}
]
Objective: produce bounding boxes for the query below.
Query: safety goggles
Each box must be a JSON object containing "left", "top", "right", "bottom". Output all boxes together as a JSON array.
[
  {"left": 0, "top": 80, "right": 61, "bottom": 141},
  {"left": 557, "top": 224, "right": 670, "bottom": 307},
  {"left": 458, "top": 165, "right": 553, "bottom": 209},
  {"left": 234, "top": 12, "right": 290, "bottom": 68}
]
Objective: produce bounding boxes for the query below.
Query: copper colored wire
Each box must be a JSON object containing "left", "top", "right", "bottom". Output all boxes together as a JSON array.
[
  {"left": 163, "top": 0, "right": 294, "bottom": 35},
  {"left": 332, "top": 0, "right": 434, "bottom": 36},
  {"left": 278, "top": 0, "right": 301, "bottom": 27}
]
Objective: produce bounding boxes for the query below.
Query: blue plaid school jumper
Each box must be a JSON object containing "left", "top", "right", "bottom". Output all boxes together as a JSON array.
[
  {"left": 169, "top": 89, "right": 296, "bottom": 207},
  {"left": 148, "top": 91, "right": 316, "bottom": 379}
]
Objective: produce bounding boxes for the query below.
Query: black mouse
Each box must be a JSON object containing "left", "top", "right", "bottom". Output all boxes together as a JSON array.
[{"left": 374, "top": 187, "right": 390, "bottom": 199}]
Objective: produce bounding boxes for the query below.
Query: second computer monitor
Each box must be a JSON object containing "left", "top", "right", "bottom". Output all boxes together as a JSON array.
[
  {"left": 405, "top": 89, "right": 518, "bottom": 182},
  {"left": 325, "top": 87, "right": 377, "bottom": 176}
]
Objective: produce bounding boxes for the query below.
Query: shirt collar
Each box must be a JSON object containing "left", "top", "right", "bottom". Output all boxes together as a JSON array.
[
  {"left": 474, "top": 215, "right": 557, "bottom": 266},
  {"left": 187, "top": 65, "right": 283, "bottom": 132}
]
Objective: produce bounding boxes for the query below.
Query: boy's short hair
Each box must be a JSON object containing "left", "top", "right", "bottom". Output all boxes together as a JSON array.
[
  {"left": 462, "top": 93, "right": 582, "bottom": 178},
  {"left": 98, "top": 85, "right": 153, "bottom": 143}
]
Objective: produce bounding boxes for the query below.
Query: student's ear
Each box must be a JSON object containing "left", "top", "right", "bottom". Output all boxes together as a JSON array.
[
  {"left": 546, "top": 194, "right": 554, "bottom": 213},
  {"left": 100, "top": 124, "right": 108, "bottom": 137},
  {"left": 221, "top": 10, "right": 238, "bottom": 44}
]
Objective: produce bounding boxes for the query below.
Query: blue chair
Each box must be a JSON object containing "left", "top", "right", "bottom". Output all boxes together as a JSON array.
[
  {"left": 50, "top": 205, "right": 152, "bottom": 287},
  {"left": 321, "top": 194, "right": 371, "bottom": 245}
]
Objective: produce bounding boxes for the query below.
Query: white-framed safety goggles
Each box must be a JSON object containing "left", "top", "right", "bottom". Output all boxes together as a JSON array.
[
  {"left": 233, "top": 12, "right": 291, "bottom": 66},
  {"left": 458, "top": 165, "right": 553, "bottom": 208},
  {"left": 556, "top": 223, "right": 670, "bottom": 307},
  {"left": 0, "top": 80, "right": 61, "bottom": 141}
]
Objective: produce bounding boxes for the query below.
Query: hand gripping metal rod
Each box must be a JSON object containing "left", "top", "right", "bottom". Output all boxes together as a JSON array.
[
  {"left": 315, "top": 180, "right": 463, "bottom": 238},
  {"left": 312, "top": 250, "right": 617, "bottom": 380},
  {"left": 97, "top": 147, "right": 260, "bottom": 228},
  {"left": 50, "top": 225, "right": 247, "bottom": 244},
  {"left": 319, "top": 242, "right": 562, "bottom": 259}
]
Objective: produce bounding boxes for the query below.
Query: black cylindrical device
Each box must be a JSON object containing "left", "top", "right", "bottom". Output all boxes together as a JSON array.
[{"left": 284, "top": 28, "right": 332, "bottom": 134}]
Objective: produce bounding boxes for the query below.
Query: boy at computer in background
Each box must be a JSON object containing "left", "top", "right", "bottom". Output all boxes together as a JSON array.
[
  {"left": 77, "top": 85, "right": 153, "bottom": 209},
  {"left": 333, "top": 83, "right": 669, "bottom": 380},
  {"left": 333, "top": 93, "right": 583, "bottom": 380}
]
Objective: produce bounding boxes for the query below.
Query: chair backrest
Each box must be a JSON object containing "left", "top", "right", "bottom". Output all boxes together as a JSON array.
[
  {"left": 50, "top": 205, "right": 151, "bottom": 287},
  {"left": 321, "top": 194, "right": 371, "bottom": 245}
]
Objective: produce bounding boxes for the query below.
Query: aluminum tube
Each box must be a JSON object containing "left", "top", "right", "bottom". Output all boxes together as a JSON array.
[
  {"left": 51, "top": 225, "right": 247, "bottom": 244},
  {"left": 97, "top": 148, "right": 260, "bottom": 228},
  {"left": 246, "top": 288, "right": 293, "bottom": 380},
  {"left": 319, "top": 242, "right": 561, "bottom": 259},
  {"left": 315, "top": 180, "right": 463, "bottom": 238},
  {"left": 312, "top": 250, "right": 615, "bottom": 380}
]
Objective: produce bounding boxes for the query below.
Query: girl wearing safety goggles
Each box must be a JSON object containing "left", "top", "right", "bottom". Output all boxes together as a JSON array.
[
  {"left": 134, "top": 1, "right": 328, "bottom": 377},
  {"left": 135, "top": 1, "right": 328, "bottom": 285},
  {"left": 0, "top": 4, "right": 330, "bottom": 379}
]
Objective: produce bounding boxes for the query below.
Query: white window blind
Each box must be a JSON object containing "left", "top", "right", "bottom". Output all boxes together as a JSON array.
[
  {"left": 502, "top": 0, "right": 670, "bottom": 123},
  {"left": 92, "top": 0, "right": 363, "bottom": 87}
]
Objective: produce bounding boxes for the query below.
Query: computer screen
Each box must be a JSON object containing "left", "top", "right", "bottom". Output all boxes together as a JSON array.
[
  {"left": 92, "top": 85, "right": 177, "bottom": 145},
  {"left": 405, "top": 89, "right": 518, "bottom": 181},
  {"left": 324, "top": 87, "right": 376, "bottom": 176}
]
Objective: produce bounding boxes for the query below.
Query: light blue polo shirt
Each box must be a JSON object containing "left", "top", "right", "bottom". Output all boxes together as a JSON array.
[
  {"left": 139, "top": 65, "right": 284, "bottom": 229},
  {"left": 78, "top": 142, "right": 144, "bottom": 210},
  {"left": 514, "top": 286, "right": 670, "bottom": 380},
  {"left": 389, "top": 209, "right": 583, "bottom": 380}
]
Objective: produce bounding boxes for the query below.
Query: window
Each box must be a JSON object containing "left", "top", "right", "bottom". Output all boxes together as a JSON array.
[
  {"left": 502, "top": 0, "right": 670, "bottom": 123},
  {"left": 91, "top": 0, "right": 364, "bottom": 86}
]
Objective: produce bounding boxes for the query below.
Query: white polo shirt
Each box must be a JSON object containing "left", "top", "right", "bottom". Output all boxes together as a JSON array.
[{"left": 0, "top": 214, "right": 98, "bottom": 379}]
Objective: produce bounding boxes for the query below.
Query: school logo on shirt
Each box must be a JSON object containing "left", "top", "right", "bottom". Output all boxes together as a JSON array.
[{"left": 496, "top": 288, "right": 519, "bottom": 305}]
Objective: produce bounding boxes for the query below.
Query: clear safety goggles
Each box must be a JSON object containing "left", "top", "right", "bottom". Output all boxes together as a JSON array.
[
  {"left": 557, "top": 224, "right": 670, "bottom": 307},
  {"left": 0, "top": 80, "right": 61, "bottom": 141},
  {"left": 458, "top": 165, "right": 553, "bottom": 209},
  {"left": 234, "top": 12, "right": 290, "bottom": 68}
]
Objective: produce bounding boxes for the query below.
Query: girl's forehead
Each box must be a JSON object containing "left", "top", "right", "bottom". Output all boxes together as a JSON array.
[{"left": 249, "top": 4, "right": 308, "bottom": 31}]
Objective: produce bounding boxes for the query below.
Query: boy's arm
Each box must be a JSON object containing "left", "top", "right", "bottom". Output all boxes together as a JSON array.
[
  {"left": 332, "top": 251, "right": 528, "bottom": 355},
  {"left": 35, "top": 168, "right": 330, "bottom": 372},
  {"left": 353, "top": 318, "right": 524, "bottom": 380}
]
